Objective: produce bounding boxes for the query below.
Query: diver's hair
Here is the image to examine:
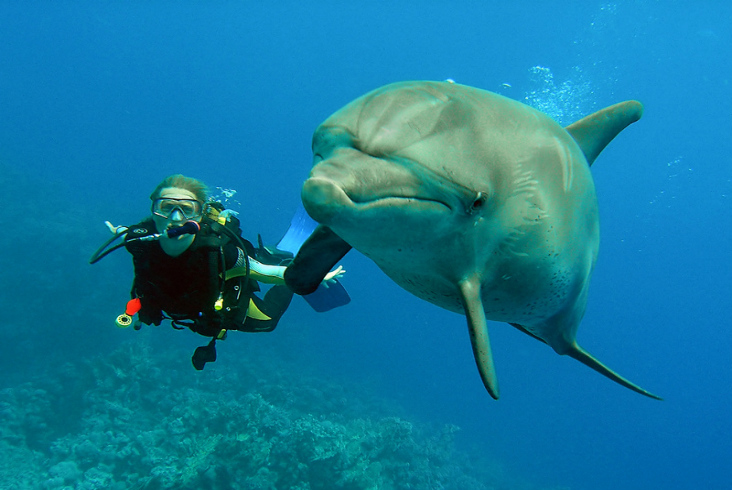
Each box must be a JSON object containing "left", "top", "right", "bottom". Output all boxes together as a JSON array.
[{"left": 150, "top": 174, "right": 208, "bottom": 203}]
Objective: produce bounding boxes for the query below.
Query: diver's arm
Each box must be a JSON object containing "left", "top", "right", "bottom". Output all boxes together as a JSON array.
[
  {"left": 225, "top": 255, "right": 346, "bottom": 289},
  {"left": 249, "top": 256, "right": 287, "bottom": 285}
]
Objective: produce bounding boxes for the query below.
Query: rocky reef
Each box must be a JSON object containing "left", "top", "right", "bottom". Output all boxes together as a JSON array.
[{"left": 0, "top": 340, "right": 529, "bottom": 490}]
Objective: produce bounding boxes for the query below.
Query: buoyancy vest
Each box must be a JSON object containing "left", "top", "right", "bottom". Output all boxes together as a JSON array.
[{"left": 124, "top": 215, "right": 258, "bottom": 338}]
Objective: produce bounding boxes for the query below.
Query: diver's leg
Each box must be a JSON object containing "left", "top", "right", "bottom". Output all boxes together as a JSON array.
[{"left": 244, "top": 286, "right": 294, "bottom": 332}]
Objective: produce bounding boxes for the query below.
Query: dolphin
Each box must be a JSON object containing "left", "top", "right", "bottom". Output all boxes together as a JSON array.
[{"left": 284, "top": 80, "right": 660, "bottom": 400}]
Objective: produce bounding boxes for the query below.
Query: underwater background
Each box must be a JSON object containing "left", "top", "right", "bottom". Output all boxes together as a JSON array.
[{"left": 1, "top": 1, "right": 730, "bottom": 489}]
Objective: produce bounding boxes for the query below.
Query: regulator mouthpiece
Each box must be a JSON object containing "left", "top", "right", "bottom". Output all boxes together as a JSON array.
[{"left": 166, "top": 221, "right": 200, "bottom": 239}]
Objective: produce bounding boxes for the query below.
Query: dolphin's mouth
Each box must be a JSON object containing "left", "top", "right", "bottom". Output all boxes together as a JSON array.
[
  {"left": 302, "top": 151, "right": 488, "bottom": 227},
  {"left": 351, "top": 195, "right": 452, "bottom": 212},
  {"left": 302, "top": 176, "right": 457, "bottom": 226}
]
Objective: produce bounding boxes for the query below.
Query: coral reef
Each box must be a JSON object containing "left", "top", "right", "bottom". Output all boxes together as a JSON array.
[{"left": 0, "top": 341, "right": 543, "bottom": 489}]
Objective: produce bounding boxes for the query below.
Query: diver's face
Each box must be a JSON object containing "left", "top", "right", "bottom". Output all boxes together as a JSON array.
[{"left": 151, "top": 187, "right": 201, "bottom": 234}]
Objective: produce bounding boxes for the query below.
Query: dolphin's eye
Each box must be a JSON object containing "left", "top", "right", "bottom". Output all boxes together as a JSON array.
[{"left": 468, "top": 192, "right": 487, "bottom": 214}]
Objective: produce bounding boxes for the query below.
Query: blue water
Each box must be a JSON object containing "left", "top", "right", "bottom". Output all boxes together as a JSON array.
[{"left": 1, "top": 2, "right": 730, "bottom": 489}]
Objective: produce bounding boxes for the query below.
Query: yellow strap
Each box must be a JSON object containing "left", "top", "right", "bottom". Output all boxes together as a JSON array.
[
  {"left": 246, "top": 298, "right": 271, "bottom": 321},
  {"left": 225, "top": 266, "right": 285, "bottom": 285},
  {"left": 224, "top": 266, "right": 248, "bottom": 280},
  {"left": 223, "top": 267, "right": 273, "bottom": 321}
]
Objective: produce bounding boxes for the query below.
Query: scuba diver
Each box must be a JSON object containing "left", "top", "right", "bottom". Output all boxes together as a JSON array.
[{"left": 91, "top": 174, "right": 347, "bottom": 370}]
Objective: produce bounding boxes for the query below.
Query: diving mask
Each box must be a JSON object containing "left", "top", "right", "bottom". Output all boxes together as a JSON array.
[{"left": 152, "top": 198, "right": 204, "bottom": 220}]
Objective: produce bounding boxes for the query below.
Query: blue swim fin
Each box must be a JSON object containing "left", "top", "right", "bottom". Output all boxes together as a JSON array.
[
  {"left": 276, "top": 204, "right": 319, "bottom": 255},
  {"left": 276, "top": 204, "right": 350, "bottom": 312}
]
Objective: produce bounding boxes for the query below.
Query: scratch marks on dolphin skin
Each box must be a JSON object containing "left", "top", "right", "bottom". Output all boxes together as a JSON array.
[
  {"left": 554, "top": 136, "right": 575, "bottom": 192},
  {"left": 497, "top": 230, "right": 528, "bottom": 258},
  {"left": 497, "top": 165, "right": 548, "bottom": 258},
  {"left": 510, "top": 166, "right": 545, "bottom": 221},
  {"left": 511, "top": 167, "right": 539, "bottom": 195}
]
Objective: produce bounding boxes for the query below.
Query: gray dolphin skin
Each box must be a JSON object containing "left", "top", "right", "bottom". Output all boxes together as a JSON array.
[{"left": 284, "top": 80, "right": 660, "bottom": 400}]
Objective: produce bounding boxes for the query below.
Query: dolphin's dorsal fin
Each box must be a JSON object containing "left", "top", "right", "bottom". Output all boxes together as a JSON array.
[
  {"left": 565, "top": 100, "right": 643, "bottom": 166},
  {"left": 458, "top": 276, "right": 500, "bottom": 399}
]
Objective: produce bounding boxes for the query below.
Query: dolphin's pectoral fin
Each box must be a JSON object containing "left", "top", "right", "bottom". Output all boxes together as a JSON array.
[
  {"left": 284, "top": 225, "right": 352, "bottom": 295},
  {"left": 565, "top": 100, "right": 643, "bottom": 166},
  {"left": 458, "top": 277, "right": 499, "bottom": 399},
  {"left": 565, "top": 342, "right": 662, "bottom": 400}
]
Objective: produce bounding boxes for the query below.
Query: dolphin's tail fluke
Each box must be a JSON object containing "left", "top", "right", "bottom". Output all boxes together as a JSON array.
[{"left": 565, "top": 342, "right": 662, "bottom": 400}]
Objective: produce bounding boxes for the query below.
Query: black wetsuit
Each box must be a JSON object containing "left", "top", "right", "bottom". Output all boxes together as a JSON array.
[{"left": 124, "top": 217, "right": 293, "bottom": 338}]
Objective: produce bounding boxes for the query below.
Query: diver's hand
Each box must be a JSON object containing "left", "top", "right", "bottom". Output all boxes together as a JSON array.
[
  {"left": 105, "top": 221, "right": 128, "bottom": 235},
  {"left": 321, "top": 265, "right": 345, "bottom": 288}
]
